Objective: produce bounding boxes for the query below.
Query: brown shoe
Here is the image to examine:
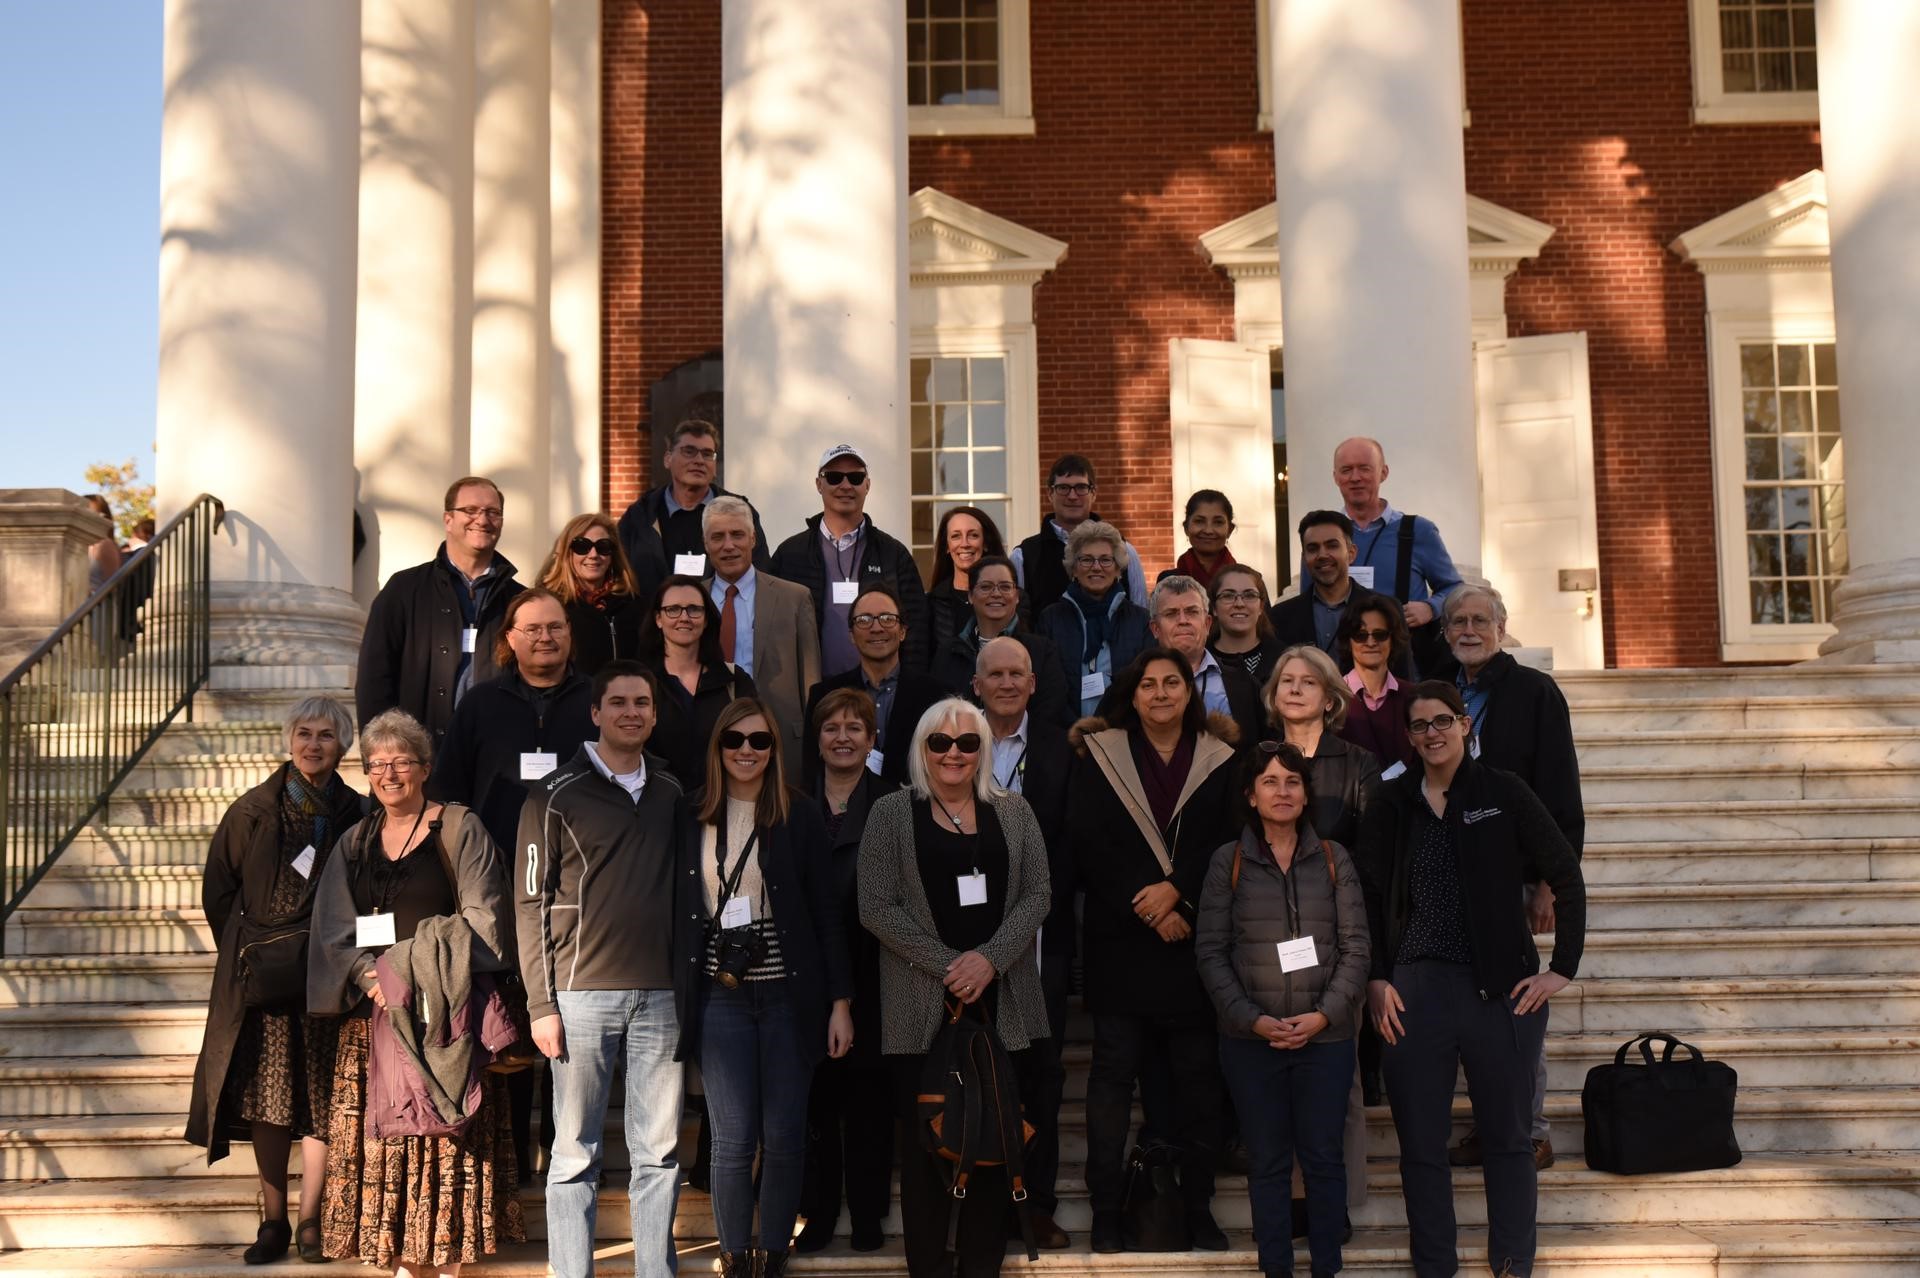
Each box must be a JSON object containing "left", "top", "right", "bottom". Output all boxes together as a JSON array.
[
  {"left": 1448, "top": 1128, "right": 1483, "bottom": 1167},
  {"left": 1533, "top": 1137, "right": 1555, "bottom": 1170},
  {"left": 1009, "top": 1210, "right": 1071, "bottom": 1249}
]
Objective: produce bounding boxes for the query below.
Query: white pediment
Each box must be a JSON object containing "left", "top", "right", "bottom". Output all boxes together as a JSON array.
[
  {"left": 1671, "top": 170, "right": 1829, "bottom": 272},
  {"left": 1198, "top": 195, "right": 1555, "bottom": 280},
  {"left": 908, "top": 187, "right": 1068, "bottom": 286}
]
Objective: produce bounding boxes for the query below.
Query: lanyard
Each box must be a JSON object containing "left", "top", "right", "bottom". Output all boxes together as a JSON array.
[
  {"left": 357, "top": 805, "right": 429, "bottom": 915},
  {"left": 826, "top": 528, "right": 865, "bottom": 584},
  {"left": 993, "top": 744, "right": 1028, "bottom": 791}
]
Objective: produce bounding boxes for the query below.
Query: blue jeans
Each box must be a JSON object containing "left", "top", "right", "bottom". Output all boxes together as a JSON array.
[
  {"left": 697, "top": 979, "right": 813, "bottom": 1254},
  {"left": 1219, "top": 1033, "right": 1354, "bottom": 1276},
  {"left": 547, "top": 989, "right": 684, "bottom": 1278}
]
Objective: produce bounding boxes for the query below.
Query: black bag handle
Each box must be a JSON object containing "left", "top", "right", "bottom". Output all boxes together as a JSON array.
[{"left": 1613, "top": 1031, "right": 1704, "bottom": 1067}]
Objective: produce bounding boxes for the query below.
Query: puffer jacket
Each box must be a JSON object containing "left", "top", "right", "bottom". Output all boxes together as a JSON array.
[{"left": 1195, "top": 824, "right": 1370, "bottom": 1041}]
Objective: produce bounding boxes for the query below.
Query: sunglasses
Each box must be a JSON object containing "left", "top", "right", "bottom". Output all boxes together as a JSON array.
[
  {"left": 1353, "top": 628, "right": 1393, "bottom": 644},
  {"left": 821, "top": 470, "right": 868, "bottom": 487},
  {"left": 719, "top": 730, "right": 775, "bottom": 751},
  {"left": 925, "top": 732, "right": 983, "bottom": 755},
  {"left": 570, "top": 536, "right": 616, "bottom": 557}
]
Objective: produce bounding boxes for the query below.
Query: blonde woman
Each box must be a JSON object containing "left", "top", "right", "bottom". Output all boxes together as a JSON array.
[{"left": 540, "top": 511, "right": 644, "bottom": 675}]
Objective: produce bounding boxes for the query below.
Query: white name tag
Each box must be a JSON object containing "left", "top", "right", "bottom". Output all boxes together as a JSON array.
[
  {"left": 1277, "top": 936, "right": 1319, "bottom": 972},
  {"left": 1351, "top": 565, "right": 1376, "bottom": 591},
  {"left": 291, "top": 844, "right": 317, "bottom": 879},
  {"left": 1380, "top": 760, "right": 1408, "bottom": 781},
  {"left": 719, "top": 896, "right": 753, "bottom": 929},
  {"left": 674, "top": 553, "right": 707, "bottom": 577},
  {"left": 831, "top": 580, "right": 860, "bottom": 606},
  {"left": 1080, "top": 671, "right": 1108, "bottom": 700},
  {"left": 865, "top": 748, "right": 885, "bottom": 775},
  {"left": 461, "top": 626, "right": 478, "bottom": 654},
  {"left": 957, "top": 871, "right": 989, "bottom": 908},
  {"left": 355, "top": 913, "right": 397, "bottom": 949},
  {"left": 519, "top": 751, "right": 558, "bottom": 781}
]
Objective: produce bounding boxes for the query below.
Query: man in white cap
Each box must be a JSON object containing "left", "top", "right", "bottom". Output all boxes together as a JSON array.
[{"left": 769, "top": 443, "right": 931, "bottom": 676}]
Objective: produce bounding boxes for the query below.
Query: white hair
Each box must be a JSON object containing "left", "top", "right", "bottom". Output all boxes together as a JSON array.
[
  {"left": 282, "top": 696, "right": 354, "bottom": 754},
  {"left": 1150, "top": 574, "right": 1208, "bottom": 618},
  {"left": 702, "top": 494, "right": 755, "bottom": 535},
  {"left": 905, "top": 697, "right": 1002, "bottom": 803},
  {"left": 1443, "top": 583, "right": 1509, "bottom": 627}
]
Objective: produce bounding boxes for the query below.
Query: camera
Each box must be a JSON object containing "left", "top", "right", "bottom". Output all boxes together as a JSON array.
[{"left": 711, "top": 925, "right": 767, "bottom": 990}]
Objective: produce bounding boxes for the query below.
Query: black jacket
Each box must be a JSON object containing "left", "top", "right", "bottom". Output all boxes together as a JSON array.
[
  {"left": 673, "top": 792, "right": 852, "bottom": 1065},
  {"left": 1015, "top": 516, "right": 1086, "bottom": 618},
  {"left": 649, "top": 661, "right": 757, "bottom": 791},
  {"left": 926, "top": 578, "right": 969, "bottom": 663},
  {"left": 614, "top": 510, "right": 670, "bottom": 609},
  {"left": 1036, "top": 590, "right": 1153, "bottom": 711},
  {"left": 769, "top": 514, "right": 932, "bottom": 672},
  {"left": 188, "top": 767, "right": 366, "bottom": 1163},
  {"left": 802, "top": 664, "right": 949, "bottom": 789},
  {"left": 427, "top": 670, "right": 597, "bottom": 857},
  {"left": 1301, "top": 732, "right": 1382, "bottom": 850},
  {"left": 563, "top": 594, "right": 646, "bottom": 676},
  {"left": 1432, "top": 650, "right": 1585, "bottom": 854},
  {"left": 1013, "top": 716, "right": 1078, "bottom": 957},
  {"left": 814, "top": 770, "right": 893, "bottom": 1064},
  {"left": 1269, "top": 590, "right": 1339, "bottom": 657},
  {"left": 355, "top": 546, "right": 524, "bottom": 743},
  {"left": 927, "top": 618, "right": 1074, "bottom": 730},
  {"left": 620, "top": 483, "right": 772, "bottom": 572},
  {"left": 1355, "top": 755, "right": 1586, "bottom": 995}
]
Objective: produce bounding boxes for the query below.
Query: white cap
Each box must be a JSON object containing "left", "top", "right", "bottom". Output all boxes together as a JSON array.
[{"left": 818, "top": 443, "right": 868, "bottom": 470}]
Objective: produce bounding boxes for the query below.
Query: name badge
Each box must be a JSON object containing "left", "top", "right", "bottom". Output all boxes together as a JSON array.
[
  {"left": 719, "top": 896, "right": 753, "bottom": 930},
  {"left": 957, "top": 871, "right": 989, "bottom": 908},
  {"left": 355, "top": 913, "right": 397, "bottom": 949},
  {"left": 290, "top": 844, "right": 317, "bottom": 879},
  {"left": 1080, "top": 671, "right": 1108, "bottom": 700},
  {"left": 1277, "top": 936, "right": 1319, "bottom": 973},
  {"left": 1380, "top": 760, "right": 1408, "bottom": 781},
  {"left": 674, "top": 553, "right": 707, "bottom": 577},
  {"left": 520, "top": 751, "right": 558, "bottom": 781},
  {"left": 1350, "top": 565, "right": 1376, "bottom": 591},
  {"left": 831, "top": 580, "right": 860, "bottom": 606},
  {"left": 461, "top": 626, "right": 478, "bottom": 654},
  {"left": 865, "top": 748, "right": 885, "bottom": 776}
]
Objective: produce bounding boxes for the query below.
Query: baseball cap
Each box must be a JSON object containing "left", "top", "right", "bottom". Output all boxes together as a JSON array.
[{"left": 818, "top": 443, "right": 868, "bottom": 470}]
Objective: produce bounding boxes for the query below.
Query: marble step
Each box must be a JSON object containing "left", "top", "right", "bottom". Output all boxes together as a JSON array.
[
  {"left": 0, "top": 954, "right": 216, "bottom": 1006},
  {"left": 1553, "top": 665, "right": 1920, "bottom": 704},
  {"left": 0, "top": 1055, "right": 196, "bottom": 1118},
  {"left": 22, "top": 720, "right": 291, "bottom": 761},
  {"left": 1585, "top": 879, "right": 1920, "bottom": 929},
  {"left": 62, "top": 824, "right": 222, "bottom": 868},
  {"left": 1567, "top": 692, "right": 1920, "bottom": 732},
  {"left": 52, "top": 686, "right": 354, "bottom": 726},
  {"left": 5, "top": 907, "right": 213, "bottom": 955},
  {"left": 102, "top": 788, "right": 261, "bottom": 827},
  {"left": 1581, "top": 797, "right": 1920, "bottom": 842},
  {"left": 0, "top": 1003, "right": 211, "bottom": 1056},
  {"left": 1579, "top": 761, "right": 1920, "bottom": 802},
  {"left": 1548, "top": 924, "right": 1920, "bottom": 979},
  {"left": 1579, "top": 835, "right": 1920, "bottom": 885},
  {"left": 30, "top": 752, "right": 369, "bottom": 793},
  {"left": 1572, "top": 724, "right": 1920, "bottom": 770},
  {"left": 29, "top": 866, "right": 207, "bottom": 911}
]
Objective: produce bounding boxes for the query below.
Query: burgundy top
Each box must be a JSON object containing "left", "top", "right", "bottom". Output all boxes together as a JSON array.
[
  {"left": 1340, "top": 677, "right": 1418, "bottom": 771},
  {"left": 1131, "top": 729, "right": 1197, "bottom": 831}
]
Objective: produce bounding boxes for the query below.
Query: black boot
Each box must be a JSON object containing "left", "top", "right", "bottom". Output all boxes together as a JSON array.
[
  {"left": 718, "top": 1250, "right": 752, "bottom": 1278},
  {"left": 760, "top": 1247, "right": 791, "bottom": 1278},
  {"left": 242, "top": 1219, "right": 291, "bottom": 1265}
]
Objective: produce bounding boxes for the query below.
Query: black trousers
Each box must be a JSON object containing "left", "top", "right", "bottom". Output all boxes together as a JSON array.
[
  {"left": 1023, "top": 952, "right": 1072, "bottom": 1215},
  {"left": 891, "top": 1044, "right": 1044, "bottom": 1278},
  {"left": 1084, "top": 1010, "right": 1222, "bottom": 1213},
  {"left": 801, "top": 1053, "right": 895, "bottom": 1232},
  {"left": 1383, "top": 960, "right": 1549, "bottom": 1277}
]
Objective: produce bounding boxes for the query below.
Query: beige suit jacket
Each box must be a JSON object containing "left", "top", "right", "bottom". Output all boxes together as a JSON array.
[{"left": 745, "top": 571, "right": 821, "bottom": 756}]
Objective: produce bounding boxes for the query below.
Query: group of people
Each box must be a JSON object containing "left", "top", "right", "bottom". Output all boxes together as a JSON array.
[{"left": 187, "top": 422, "right": 1590, "bottom": 1278}]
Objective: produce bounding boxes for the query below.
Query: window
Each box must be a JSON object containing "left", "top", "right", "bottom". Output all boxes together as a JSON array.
[
  {"left": 1738, "top": 340, "right": 1845, "bottom": 626},
  {"left": 909, "top": 355, "right": 1012, "bottom": 576},
  {"left": 907, "top": 0, "right": 1033, "bottom": 136},
  {"left": 1689, "top": 0, "right": 1820, "bottom": 123}
]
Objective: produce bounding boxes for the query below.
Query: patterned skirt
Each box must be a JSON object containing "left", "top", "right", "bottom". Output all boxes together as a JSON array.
[
  {"left": 223, "top": 1006, "right": 339, "bottom": 1139},
  {"left": 320, "top": 1016, "right": 525, "bottom": 1266}
]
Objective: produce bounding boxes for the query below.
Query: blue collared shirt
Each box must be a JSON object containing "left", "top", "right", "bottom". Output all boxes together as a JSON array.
[
  {"left": 1191, "top": 649, "right": 1232, "bottom": 718},
  {"left": 709, "top": 566, "right": 758, "bottom": 676},
  {"left": 1311, "top": 586, "right": 1356, "bottom": 654},
  {"left": 663, "top": 486, "right": 715, "bottom": 515},
  {"left": 864, "top": 663, "right": 900, "bottom": 749},
  {"left": 1308, "top": 502, "right": 1462, "bottom": 611},
  {"left": 991, "top": 712, "right": 1031, "bottom": 794},
  {"left": 1455, "top": 664, "right": 1491, "bottom": 757}
]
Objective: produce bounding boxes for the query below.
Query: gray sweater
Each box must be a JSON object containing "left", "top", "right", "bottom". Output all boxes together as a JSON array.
[{"left": 1194, "top": 824, "right": 1370, "bottom": 1041}]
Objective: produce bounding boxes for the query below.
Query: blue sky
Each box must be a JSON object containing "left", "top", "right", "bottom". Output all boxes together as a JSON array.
[{"left": 0, "top": 7, "right": 161, "bottom": 490}]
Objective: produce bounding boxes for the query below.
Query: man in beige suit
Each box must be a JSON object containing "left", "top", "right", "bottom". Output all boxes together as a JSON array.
[{"left": 704, "top": 495, "right": 820, "bottom": 754}]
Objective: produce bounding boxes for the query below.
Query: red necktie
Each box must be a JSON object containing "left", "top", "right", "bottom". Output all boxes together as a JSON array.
[{"left": 719, "top": 583, "right": 740, "bottom": 661}]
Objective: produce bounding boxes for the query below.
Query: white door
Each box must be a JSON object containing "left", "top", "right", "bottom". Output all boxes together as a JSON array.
[
  {"left": 1475, "top": 332, "right": 1605, "bottom": 669},
  {"left": 1168, "top": 338, "right": 1278, "bottom": 589}
]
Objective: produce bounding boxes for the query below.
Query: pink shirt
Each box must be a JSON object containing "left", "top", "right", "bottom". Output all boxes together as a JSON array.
[{"left": 1346, "top": 667, "right": 1399, "bottom": 712}]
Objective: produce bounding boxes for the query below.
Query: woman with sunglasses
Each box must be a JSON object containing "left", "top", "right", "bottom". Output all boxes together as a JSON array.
[
  {"left": 674, "top": 698, "right": 852, "bottom": 1278},
  {"left": 1335, "top": 592, "right": 1418, "bottom": 771},
  {"left": 925, "top": 504, "right": 1010, "bottom": 661},
  {"left": 1209, "top": 564, "right": 1283, "bottom": 687},
  {"left": 541, "top": 512, "right": 645, "bottom": 676},
  {"left": 1356, "top": 681, "right": 1586, "bottom": 1278},
  {"left": 638, "top": 573, "right": 758, "bottom": 788},
  {"left": 857, "top": 697, "right": 1053, "bottom": 1278}
]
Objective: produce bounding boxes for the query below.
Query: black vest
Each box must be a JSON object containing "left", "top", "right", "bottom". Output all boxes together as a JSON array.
[{"left": 1018, "top": 520, "right": 1072, "bottom": 617}]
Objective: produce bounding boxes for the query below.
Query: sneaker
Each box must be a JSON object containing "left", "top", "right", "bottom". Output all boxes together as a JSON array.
[{"left": 1448, "top": 1128, "right": 1483, "bottom": 1167}]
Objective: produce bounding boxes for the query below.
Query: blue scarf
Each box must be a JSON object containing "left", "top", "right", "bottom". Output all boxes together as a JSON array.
[{"left": 1065, "top": 580, "right": 1119, "bottom": 667}]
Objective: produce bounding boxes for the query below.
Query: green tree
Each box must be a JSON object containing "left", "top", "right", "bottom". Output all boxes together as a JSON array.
[{"left": 83, "top": 458, "right": 155, "bottom": 542}]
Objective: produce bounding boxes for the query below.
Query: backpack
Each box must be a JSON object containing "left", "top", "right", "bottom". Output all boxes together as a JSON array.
[{"left": 916, "top": 997, "right": 1039, "bottom": 1265}]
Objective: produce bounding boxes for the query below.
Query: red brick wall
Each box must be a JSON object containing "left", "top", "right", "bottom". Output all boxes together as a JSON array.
[{"left": 601, "top": 0, "right": 1826, "bottom": 666}]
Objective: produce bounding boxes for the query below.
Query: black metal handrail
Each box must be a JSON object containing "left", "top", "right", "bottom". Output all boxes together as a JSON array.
[{"left": 0, "top": 494, "right": 221, "bottom": 953}]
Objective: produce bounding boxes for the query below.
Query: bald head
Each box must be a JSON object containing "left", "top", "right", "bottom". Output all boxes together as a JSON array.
[
  {"left": 974, "top": 636, "right": 1036, "bottom": 727},
  {"left": 1333, "top": 436, "right": 1389, "bottom": 522}
]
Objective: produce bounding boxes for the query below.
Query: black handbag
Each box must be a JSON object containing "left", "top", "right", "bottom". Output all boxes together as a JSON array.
[
  {"left": 1582, "top": 1032, "right": 1741, "bottom": 1174},
  {"left": 1119, "top": 1142, "right": 1191, "bottom": 1251},
  {"left": 234, "top": 911, "right": 310, "bottom": 1012}
]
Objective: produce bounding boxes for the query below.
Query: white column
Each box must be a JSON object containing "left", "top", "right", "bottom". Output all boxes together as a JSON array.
[
  {"left": 1814, "top": 0, "right": 1920, "bottom": 662},
  {"left": 548, "top": 0, "right": 602, "bottom": 525},
  {"left": 722, "top": 0, "right": 910, "bottom": 542},
  {"left": 1268, "top": 0, "right": 1481, "bottom": 575},
  {"left": 156, "top": 0, "right": 364, "bottom": 667},
  {"left": 353, "top": 0, "right": 475, "bottom": 601},
  {"left": 470, "top": 0, "right": 553, "bottom": 576}
]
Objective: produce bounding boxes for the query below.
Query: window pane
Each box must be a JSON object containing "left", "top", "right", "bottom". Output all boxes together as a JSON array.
[
  {"left": 1750, "top": 580, "right": 1784, "bottom": 624},
  {"left": 1756, "top": 8, "right": 1790, "bottom": 47},
  {"left": 908, "top": 63, "right": 930, "bottom": 106},
  {"left": 907, "top": 21, "right": 928, "bottom": 63},
  {"left": 971, "top": 403, "right": 1005, "bottom": 447},
  {"left": 936, "top": 450, "right": 969, "bottom": 492},
  {"left": 1791, "top": 5, "right": 1815, "bottom": 44},
  {"left": 937, "top": 404, "right": 968, "bottom": 448},
  {"left": 1720, "top": 10, "right": 1754, "bottom": 49},
  {"left": 932, "top": 358, "right": 967, "bottom": 401},
  {"left": 931, "top": 20, "right": 964, "bottom": 61},
  {"left": 1757, "top": 50, "right": 1794, "bottom": 90},
  {"left": 1814, "top": 343, "right": 1838, "bottom": 384},
  {"left": 970, "top": 358, "right": 1004, "bottom": 402},
  {"left": 1744, "top": 390, "right": 1778, "bottom": 434},
  {"left": 1784, "top": 531, "right": 1814, "bottom": 575},
  {"left": 965, "top": 20, "right": 997, "bottom": 60},
  {"left": 1777, "top": 344, "right": 1809, "bottom": 386},
  {"left": 1748, "top": 534, "right": 1782, "bottom": 577},
  {"left": 1815, "top": 389, "right": 1841, "bottom": 433},
  {"left": 1779, "top": 390, "right": 1812, "bottom": 433},
  {"left": 908, "top": 0, "right": 926, "bottom": 17},
  {"left": 973, "top": 448, "right": 1006, "bottom": 494},
  {"left": 1740, "top": 345, "right": 1775, "bottom": 388},
  {"left": 1794, "top": 52, "right": 1817, "bottom": 89},
  {"left": 1780, "top": 435, "right": 1811, "bottom": 480},
  {"left": 1780, "top": 486, "right": 1814, "bottom": 530},
  {"left": 911, "top": 451, "right": 932, "bottom": 494},
  {"left": 910, "top": 405, "right": 933, "bottom": 450},
  {"left": 1824, "top": 529, "right": 1849, "bottom": 576},
  {"left": 1786, "top": 580, "right": 1815, "bottom": 623},
  {"left": 965, "top": 0, "right": 998, "bottom": 15},
  {"left": 1746, "top": 488, "right": 1779, "bottom": 530},
  {"left": 931, "top": 64, "right": 966, "bottom": 104},
  {"left": 1745, "top": 437, "right": 1780, "bottom": 480},
  {"left": 1817, "top": 432, "right": 1843, "bottom": 477},
  {"left": 979, "top": 501, "right": 1009, "bottom": 543},
  {"left": 1722, "top": 52, "right": 1756, "bottom": 93},
  {"left": 966, "top": 64, "right": 999, "bottom": 99},
  {"left": 910, "top": 358, "right": 932, "bottom": 403},
  {"left": 931, "top": 0, "right": 962, "bottom": 16},
  {"left": 911, "top": 500, "right": 934, "bottom": 544}
]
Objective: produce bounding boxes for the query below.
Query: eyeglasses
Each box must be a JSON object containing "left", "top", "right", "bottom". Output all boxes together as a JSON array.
[
  {"left": 926, "top": 732, "right": 983, "bottom": 755},
  {"left": 570, "top": 536, "right": 616, "bottom": 557},
  {"left": 1446, "top": 614, "right": 1500, "bottom": 632},
  {"left": 821, "top": 470, "right": 868, "bottom": 487},
  {"left": 673, "top": 445, "right": 718, "bottom": 462},
  {"left": 1407, "top": 714, "right": 1463, "bottom": 736},
  {"left": 851, "top": 611, "right": 901, "bottom": 630},
  {"left": 448, "top": 505, "right": 504, "bottom": 523},
  {"left": 719, "top": 730, "right": 775, "bottom": 751},
  {"left": 657, "top": 603, "right": 704, "bottom": 619},
  {"left": 365, "top": 759, "right": 421, "bottom": 776},
  {"left": 1214, "top": 589, "right": 1262, "bottom": 604},
  {"left": 971, "top": 581, "right": 1018, "bottom": 596},
  {"left": 1075, "top": 554, "right": 1117, "bottom": 569},
  {"left": 1051, "top": 482, "right": 1093, "bottom": 496},
  {"left": 1352, "top": 628, "right": 1393, "bottom": 645},
  {"left": 515, "top": 623, "right": 569, "bottom": 638}
]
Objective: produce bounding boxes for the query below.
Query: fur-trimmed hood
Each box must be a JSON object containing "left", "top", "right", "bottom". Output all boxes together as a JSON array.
[{"left": 1069, "top": 710, "right": 1242, "bottom": 755}]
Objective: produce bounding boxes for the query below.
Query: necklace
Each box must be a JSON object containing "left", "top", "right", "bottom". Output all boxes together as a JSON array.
[{"left": 931, "top": 791, "right": 972, "bottom": 832}]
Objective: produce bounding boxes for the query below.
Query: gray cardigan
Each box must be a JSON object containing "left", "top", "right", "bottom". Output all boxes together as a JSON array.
[
  {"left": 857, "top": 788, "right": 1052, "bottom": 1055},
  {"left": 1194, "top": 824, "right": 1370, "bottom": 1041},
  {"left": 308, "top": 802, "right": 513, "bottom": 1016}
]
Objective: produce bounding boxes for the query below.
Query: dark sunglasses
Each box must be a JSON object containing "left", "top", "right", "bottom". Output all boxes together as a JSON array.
[
  {"left": 719, "top": 730, "right": 775, "bottom": 751},
  {"left": 821, "top": 470, "right": 868, "bottom": 487},
  {"left": 1352, "top": 628, "right": 1393, "bottom": 644},
  {"left": 570, "top": 536, "right": 617, "bottom": 557},
  {"left": 926, "top": 732, "right": 982, "bottom": 755}
]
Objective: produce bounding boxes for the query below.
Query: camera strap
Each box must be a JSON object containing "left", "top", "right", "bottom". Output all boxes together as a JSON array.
[{"left": 713, "top": 821, "right": 762, "bottom": 925}]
